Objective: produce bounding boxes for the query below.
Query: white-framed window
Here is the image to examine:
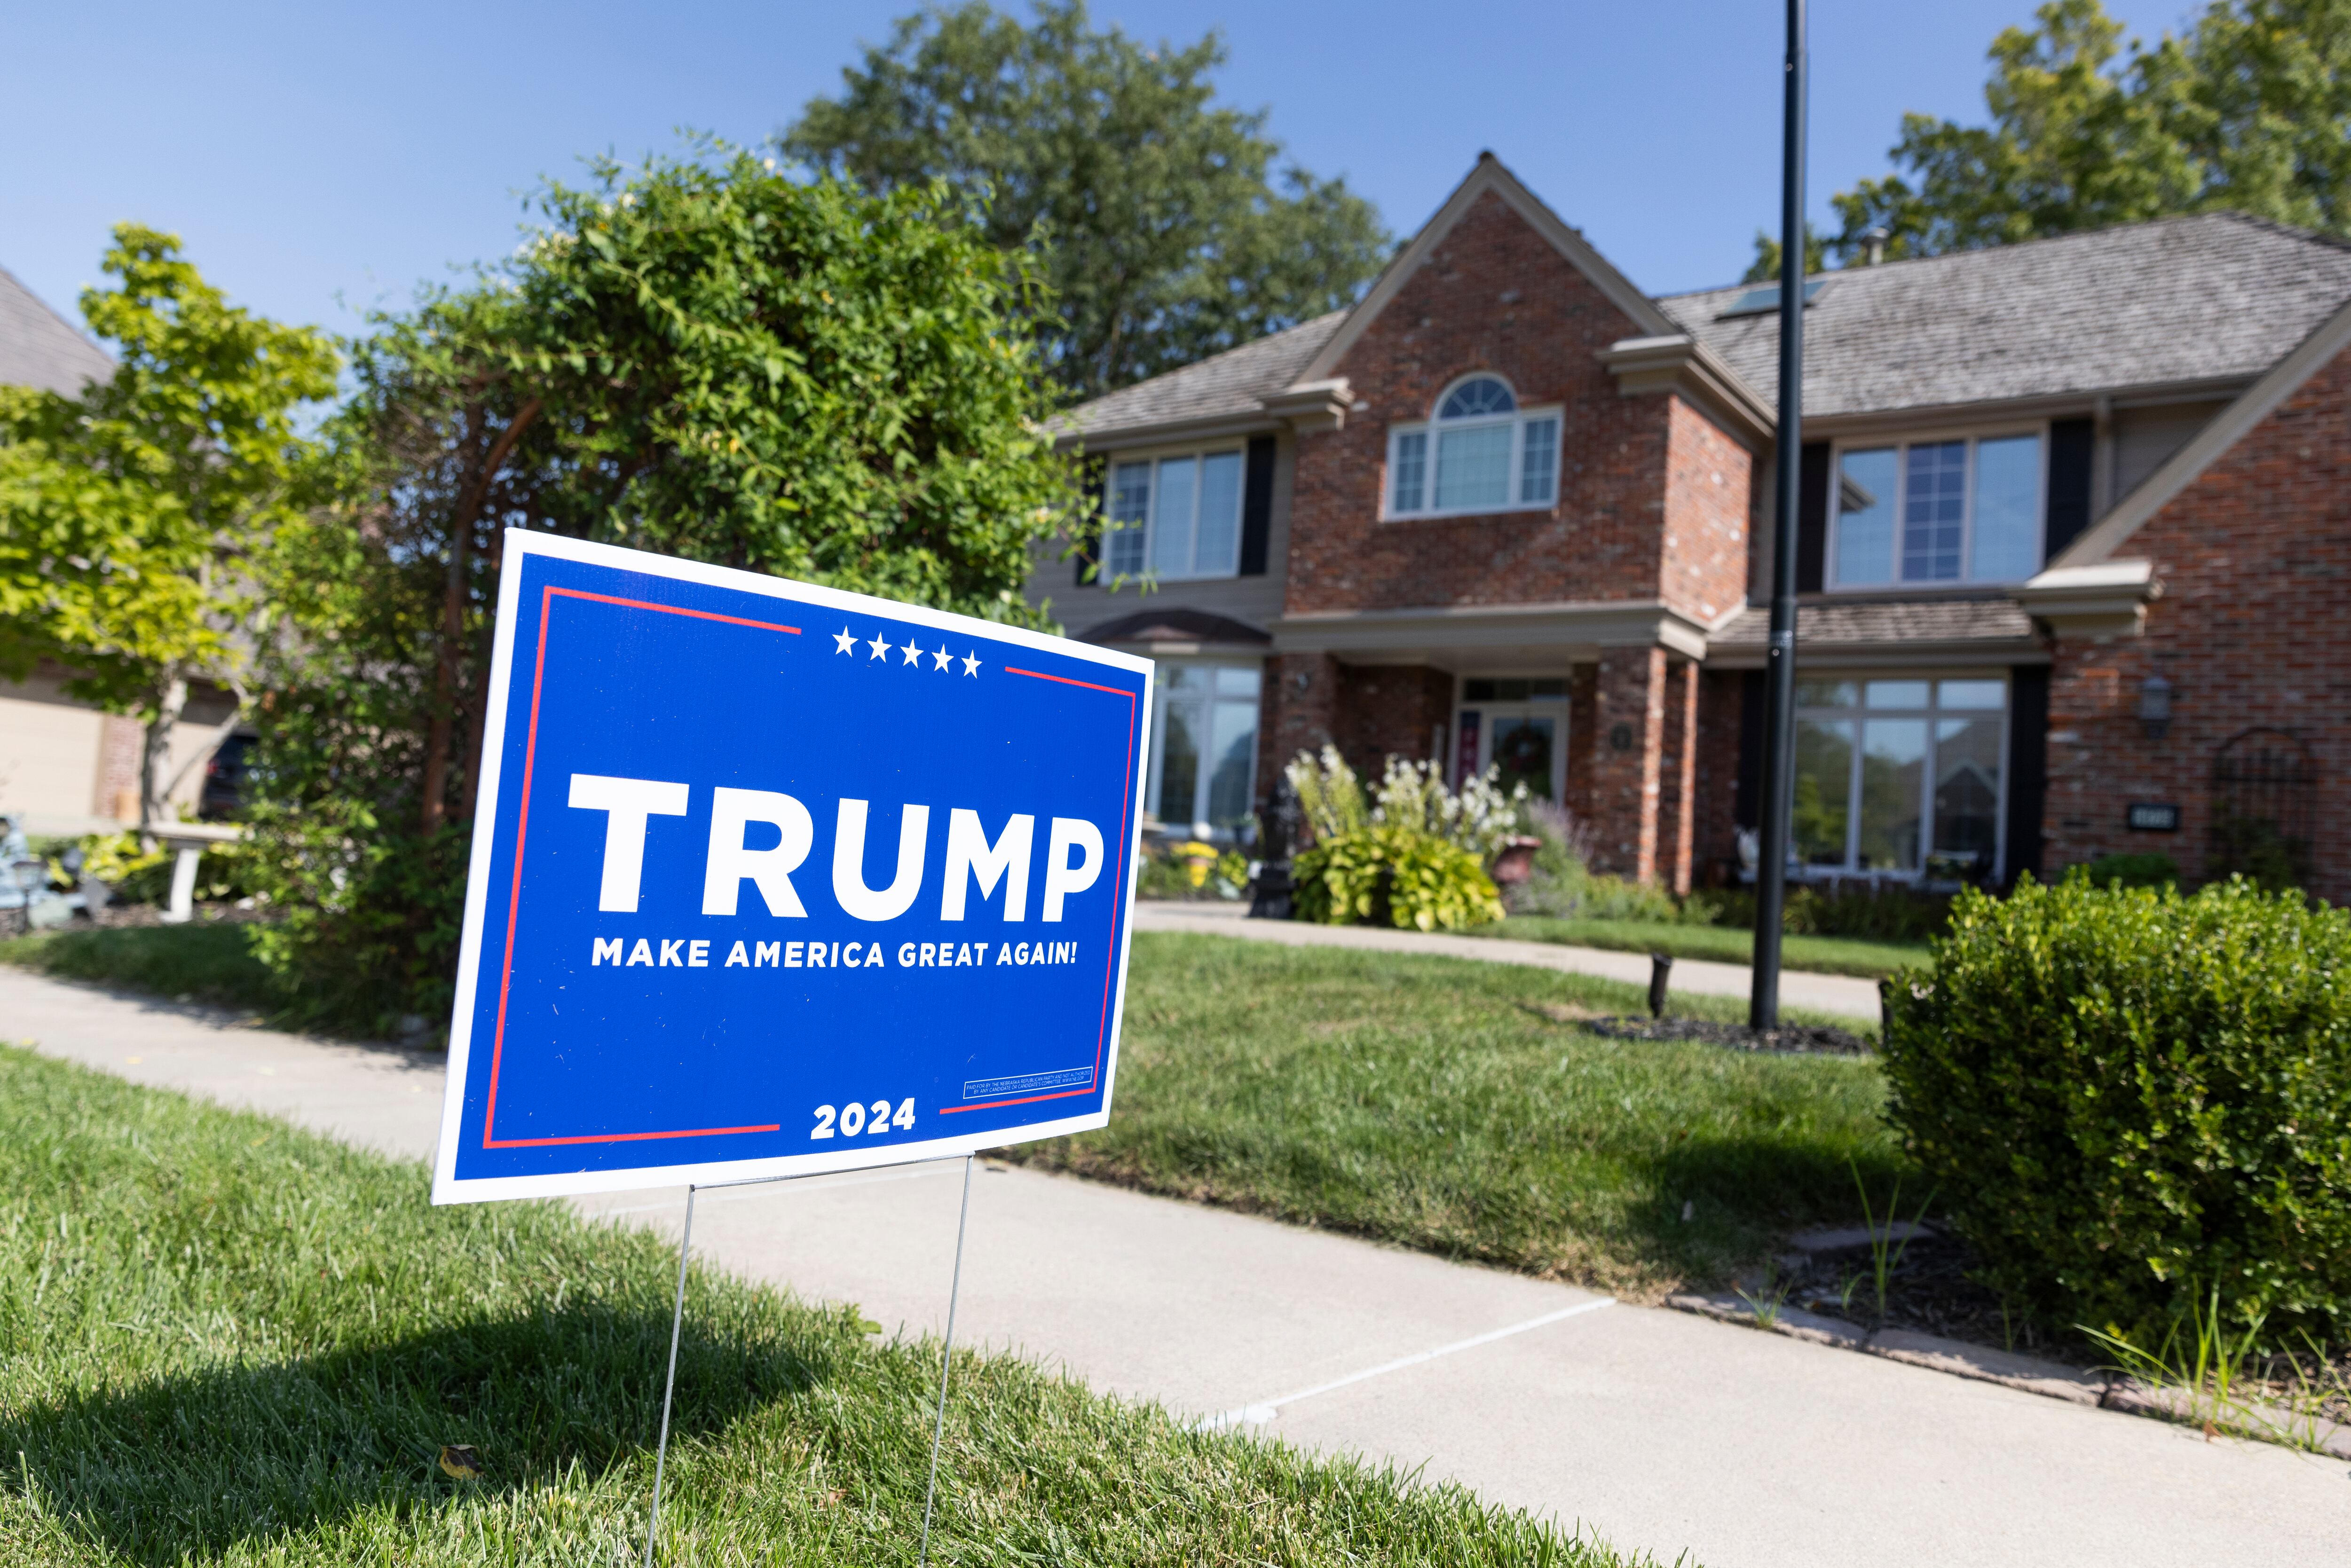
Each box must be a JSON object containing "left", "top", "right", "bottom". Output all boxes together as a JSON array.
[
  {"left": 1385, "top": 374, "right": 1562, "bottom": 519},
  {"left": 1102, "top": 449, "right": 1245, "bottom": 582},
  {"left": 1789, "top": 676, "right": 2010, "bottom": 881},
  {"left": 1829, "top": 430, "right": 2045, "bottom": 588},
  {"left": 1148, "top": 660, "right": 1262, "bottom": 837}
]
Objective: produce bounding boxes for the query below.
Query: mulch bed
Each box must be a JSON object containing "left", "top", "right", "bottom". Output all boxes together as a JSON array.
[{"left": 1583, "top": 1016, "right": 1874, "bottom": 1055}]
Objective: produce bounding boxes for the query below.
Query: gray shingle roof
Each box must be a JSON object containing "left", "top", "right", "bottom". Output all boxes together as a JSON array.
[
  {"left": 1661, "top": 213, "right": 2351, "bottom": 418},
  {"left": 1712, "top": 595, "right": 2036, "bottom": 651},
  {"left": 1057, "top": 311, "right": 1347, "bottom": 439},
  {"left": 0, "top": 266, "right": 110, "bottom": 396}
]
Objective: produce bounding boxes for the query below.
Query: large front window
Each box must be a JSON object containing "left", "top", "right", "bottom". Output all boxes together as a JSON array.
[
  {"left": 1790, "top": 677, "right": 2007, "bottom": 880},
  {"left": 1104, "top": 450, "right": 1245, "bottom": 581},
  {"left": 1831, "top": 433, "right": 2043, "bottom": 587},
  {"left": 1150, "top": 662, "right": 1261, "bottom": 836},
  {"left": 1387, "top": 375, "right": 1562, "bottom": 519}
]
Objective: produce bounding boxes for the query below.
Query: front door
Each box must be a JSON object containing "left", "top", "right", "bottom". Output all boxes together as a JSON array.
[{"left": 1454, "top": 678, "right": 1568, "bottom": 799}]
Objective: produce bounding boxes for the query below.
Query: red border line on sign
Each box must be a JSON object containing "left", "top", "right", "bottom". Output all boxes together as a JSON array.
[
  {"left": 481, "top": 584, "right": 797, "bottom": 1150},
  {"left": 937, "top": 664, "right": 1138, "bottom": 1115}
]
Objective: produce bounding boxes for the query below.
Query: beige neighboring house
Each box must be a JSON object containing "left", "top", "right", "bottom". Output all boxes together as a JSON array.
[{"left": 0, "top": 264, "right": 238, "bottom": 837}]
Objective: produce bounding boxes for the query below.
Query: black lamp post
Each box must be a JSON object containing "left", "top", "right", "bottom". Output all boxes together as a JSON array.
[{"left": 1751, "top": 0, "right": 1807, "bottom": 1029}]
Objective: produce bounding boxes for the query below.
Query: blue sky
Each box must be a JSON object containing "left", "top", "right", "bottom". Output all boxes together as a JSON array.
[{"left": 5, "top": 0, "right": 2198, "bottom": 344}]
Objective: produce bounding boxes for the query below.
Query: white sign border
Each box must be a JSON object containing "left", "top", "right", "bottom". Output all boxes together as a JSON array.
[{"left": 430, "top": 529, "right": 1154, "bottom": 1205}]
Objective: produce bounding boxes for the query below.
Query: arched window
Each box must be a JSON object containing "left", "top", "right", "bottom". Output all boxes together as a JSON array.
[
  {"left": 1388, "top": 375, "right": 1561, "bottom": 518},
  {"left": 1439, "top": 376, "right": 1516, "bottom": 419}
]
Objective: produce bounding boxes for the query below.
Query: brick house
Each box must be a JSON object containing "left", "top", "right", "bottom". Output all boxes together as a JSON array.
[
  {"left": 0, "top": 264, "right": 242, "bottom": 834},
  {"left": 1030, "top": 155, "right": 2351, "bottom": 905}
]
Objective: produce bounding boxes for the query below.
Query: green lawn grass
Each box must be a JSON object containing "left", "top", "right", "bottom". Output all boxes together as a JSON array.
[
  {"left": 1, "top": 921, "right": 284, "bottom": 1015},
  {"left": 1480, "top": 915, "right": 1930, "bottom": 980},
  {"left": 1013, "top": 934, "right": 1901, "bottom": 1298},
  {"left": 0, "top": 1043, "right": 1656, "bottom": 1567}
]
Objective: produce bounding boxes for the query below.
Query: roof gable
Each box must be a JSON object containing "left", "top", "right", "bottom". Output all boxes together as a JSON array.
[
  {"left": 2051, "top": 288, "right": 2351, "bottom": 567},
  {"left": 0, "top": 266, "right": 111, "bottom": 397},
  {"left": 1293, "top": 152, "right": 1680, "bottom": 387}
]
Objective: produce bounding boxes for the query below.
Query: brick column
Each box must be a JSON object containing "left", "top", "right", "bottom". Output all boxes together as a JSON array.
[
  {"left": 1656, "top": 659, "right": 1700, "bottom": 894},
  {"left": 94, "top": 713, "right": 143, "bottom": 823},
  {"left": 1589, "top": 647, "right": 1668, "bottom": 881},
  {"left": 1564, "top": 663, "right": 1600, "bottom": 826},
  {"left": 1257, "top": 652, "right": 1342, "bottom": 804}
]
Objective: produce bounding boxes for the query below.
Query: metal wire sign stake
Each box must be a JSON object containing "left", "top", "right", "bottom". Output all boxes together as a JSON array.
[{"left": 423, "top": 533, "right": 1146, "bottom": 1559}]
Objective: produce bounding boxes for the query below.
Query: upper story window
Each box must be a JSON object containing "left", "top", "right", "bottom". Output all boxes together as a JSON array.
[
  {"left": 1830, "top": 432, "right": 2044, "bottom": 588},
  {"left": 1104, "top": 449, "right": 1244, "bottom": 581},
  {"left": 1386, "top": 374, "right": 1562, "bottom": 520}
]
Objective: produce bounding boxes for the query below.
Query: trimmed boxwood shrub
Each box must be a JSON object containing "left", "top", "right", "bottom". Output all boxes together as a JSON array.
[
  {"left": 1293, "top": 826, "right": 1505, "bottom": 932},
  {"left": 1881, "top": 873, "right": 2351, "bottom": 1349}
]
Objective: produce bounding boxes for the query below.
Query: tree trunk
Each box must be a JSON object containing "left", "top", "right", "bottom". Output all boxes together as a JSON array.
[
  {"left": 140, "top": 669, "right": 189, "bottom": 839},
  {"left": 419, "top": 397, "right": 542, "bottom": 838}
]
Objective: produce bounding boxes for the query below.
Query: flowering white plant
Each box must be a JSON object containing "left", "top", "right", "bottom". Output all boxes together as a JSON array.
[
  {"left": 1371, "top": 756, "right": 1528, "bottom": 859},
  {"left": 1285, "top": 744, "right": 1369, "bottom": 842},
  {"left": 1285, "top": 745, "right": 1527, "bottom": 859}
]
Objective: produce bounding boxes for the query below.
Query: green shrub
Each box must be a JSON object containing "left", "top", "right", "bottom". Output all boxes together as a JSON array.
[
  {"left": 2082, "top": 851, "right": 2180, "bottom": 890},
  {"left": 75, "top": 832, "right": 259, "bottom": 906},
  {"left": 1505, "top": 800, "right": 1680, "bottom": 922},
  {"left": 1694, "top": 883, "right": 1950, "bottom": 942},
  {"left": 1880, "top": 873, "right": 2351, "bottom": 1350},
  {"left": 1294, "top": 826, "right": 1505, "bottom": 932}
]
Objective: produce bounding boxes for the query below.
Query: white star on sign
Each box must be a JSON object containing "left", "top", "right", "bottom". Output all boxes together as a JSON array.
[
  {"left": 867, "top": 632, "right": 890, "bottom": 660},
  {"left": 962, "top": 651, "right": 982, "bottom": 677},
  {"left": 932, "top": 644, "right": 952, "bottom": 671},
  {"left": 833, "top": 626, "right": 857, "bottom": 654},
  {"left": 899, "top": 639, "right": 923, "bottom": 666}
]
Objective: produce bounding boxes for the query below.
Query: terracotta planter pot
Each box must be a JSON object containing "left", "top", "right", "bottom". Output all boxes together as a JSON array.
[{"left": 1491, "top": 835, "right": 1543, "bottom": 885}]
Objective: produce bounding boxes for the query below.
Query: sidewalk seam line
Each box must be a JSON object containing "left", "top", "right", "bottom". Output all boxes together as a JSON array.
[{"left": 1205, "top": 1297, "right": 1615, "bottom": 1429}]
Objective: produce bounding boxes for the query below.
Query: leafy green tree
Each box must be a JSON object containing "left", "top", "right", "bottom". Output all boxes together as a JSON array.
[
  {"left": 1739, "top": 0, "right": 2351, "bottom": 280},
  {"left": 783, "top": 0, "right": 1391, "bottom": 397},
  {"left": 249, "top": 146, "right": 1076, "bottom": 1031},
  {"left": 1820, "top": 0, "right": 2351, "bottom": 266},
  {"left": 1739, "top": 223, "right": 1831, "bottom": 285},
  {"left": 0, "top": 227, "right": 337, "bottom": 828}
]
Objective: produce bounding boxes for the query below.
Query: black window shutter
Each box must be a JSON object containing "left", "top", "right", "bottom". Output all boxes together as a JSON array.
[
  {"left": 1074, "top": 456, "right": 1104, "bottom": 586},
  {"left": 1734, "top": 671, "right": 1767, "bottom": 830},
  {"left": 1795, "top": 441, "right": 1830, "bottom": 593},
  {"left": 2004, "top": 666, "right": 2050, "bottom": 885},
  {"left": 2043, "top": 418, "right": 2095, "bottom": 561},
  {"left": 1239, "top": 435, "right": 1277, "bottom": 576}
]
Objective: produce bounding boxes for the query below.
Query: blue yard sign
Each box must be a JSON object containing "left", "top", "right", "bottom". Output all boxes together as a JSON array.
[{"left": 431, "top": 532, "right": 1152, "bottom": 1203}]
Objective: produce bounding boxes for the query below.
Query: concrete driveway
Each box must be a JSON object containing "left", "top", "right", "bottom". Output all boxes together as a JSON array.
[{"left": 3, "top": 964, "right": 2342, "bottom": 1568}]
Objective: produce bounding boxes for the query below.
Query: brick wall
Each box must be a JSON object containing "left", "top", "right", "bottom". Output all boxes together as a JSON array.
[
  {"left": 1660, "top": 398, "right": 1754, "bottom": 624},
  {"left": 1587, "top": 648, "right": 1667, "bottom": 879},
  {"left": 1257, "top": 653, "right": 1341, "bottom": 805},
  {"left": 1286, "top": 190, "right": 1673, "bottom": 614},
  {"left": 2043, "top": 339, "right": 2351, "bottom": 904},
  {"left": 1334, "top": 666, "right": 1454, "bottom": 785}
]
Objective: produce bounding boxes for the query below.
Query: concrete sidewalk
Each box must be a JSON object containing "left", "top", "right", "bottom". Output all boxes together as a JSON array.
[
  {"left": 1133, "top": 899, "right": 1885, "bottom": 1023},
  {"left": 5, "top": 966, "right": 2343, "bottom": 1568}
]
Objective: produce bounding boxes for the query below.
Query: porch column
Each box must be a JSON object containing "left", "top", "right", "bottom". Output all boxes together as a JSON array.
[
  {"left": 1564, "top": 664, "right": 1600, "bottom": 826},
  {"left": 1657, "top": 659, "right": 1700, "bottom": 894},
  {"left": 1258, "top": 652, "right": 1341, "bottom": 803},
  {"left": 1589, "top": 647, "right": 1668, "bottom": 882}
]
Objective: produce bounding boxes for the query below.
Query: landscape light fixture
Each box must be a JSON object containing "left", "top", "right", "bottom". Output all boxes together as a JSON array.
[{"left": 9, "top": 858, "right": 42, "bottom": 936}]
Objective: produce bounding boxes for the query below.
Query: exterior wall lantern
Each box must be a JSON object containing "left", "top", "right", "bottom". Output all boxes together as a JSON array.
[{"left": 2138, "top": 674, "right": 2173, "bottom": 739}]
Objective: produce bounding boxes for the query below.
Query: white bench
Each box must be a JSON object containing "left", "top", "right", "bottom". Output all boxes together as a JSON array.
[{"left": 152, "top": 821, "right": 245, "bottom": 924}]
